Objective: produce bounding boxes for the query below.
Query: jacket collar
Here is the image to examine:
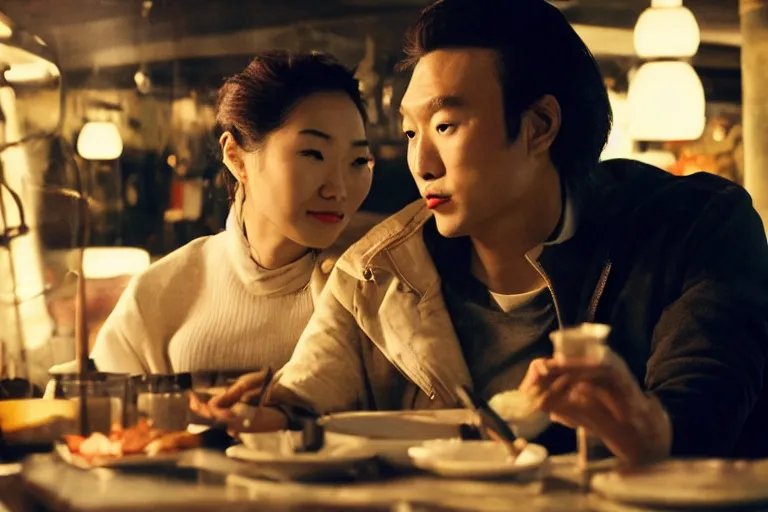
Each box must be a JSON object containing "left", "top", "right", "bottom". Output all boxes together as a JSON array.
[
  {"left": 335, "top": 200, "right": 435, "bottom": 292},
  {"left": 337, "top": 181, "right": 580, "bottom": 297}
]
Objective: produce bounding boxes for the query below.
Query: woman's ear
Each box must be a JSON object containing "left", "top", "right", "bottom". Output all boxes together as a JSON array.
[
  {"left": 220, "top": 131, "right": 247, "bottom": 184},
  {"left": 522, "top": 94, "right": 561, "bottom": 156}
]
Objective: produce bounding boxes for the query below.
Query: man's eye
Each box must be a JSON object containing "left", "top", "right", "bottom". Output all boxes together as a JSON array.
[
  {"left": 436, "top": 124, "right": 455, "bottom": 134},
  {"left": 404, "top": 130, "right": 416, "bottom": 140},
  {"left": 352, "top": 157, "right": 372, "bottom": 168}
]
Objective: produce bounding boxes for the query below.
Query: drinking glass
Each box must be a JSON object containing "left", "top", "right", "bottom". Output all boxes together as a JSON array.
[
  {"left": 57, "top": 376, "right": 128, "bottom": 435},
  {"left": 549, "top": 323, "right": 612, "bottom": 474},
  {"left": 134, "top": 373, "right": 192, "bottom": 431}
]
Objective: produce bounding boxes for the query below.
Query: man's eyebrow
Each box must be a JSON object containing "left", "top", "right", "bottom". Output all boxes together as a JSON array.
[{"left": 399, "top": 94, "right": 467, "bottom": 117}]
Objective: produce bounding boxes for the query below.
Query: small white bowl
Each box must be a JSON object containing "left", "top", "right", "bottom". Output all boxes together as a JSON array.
[{"left": 408, "top": 439, "right": 548, "bottom": 479}]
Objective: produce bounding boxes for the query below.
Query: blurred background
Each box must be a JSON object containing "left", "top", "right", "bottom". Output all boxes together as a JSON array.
[
  {"left": 0, "top": 0, "right": 746, "bottom": 251},
  {"left": 0, "top": 0, "right": 756, "bottom": 386}
]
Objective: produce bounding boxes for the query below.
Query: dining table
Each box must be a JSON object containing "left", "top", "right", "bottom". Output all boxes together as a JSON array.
[{"left": 3, "top": 449, "right": 766, "bottom": 512}]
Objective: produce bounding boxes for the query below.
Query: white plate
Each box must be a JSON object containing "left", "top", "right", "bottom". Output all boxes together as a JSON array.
[
  {"left": 318, "top": 410, "right": 476, "bottom": 468},
  {"left": 408, "top": 440, "right": 548, "bottom": 479},
  {"left": 226, "top": 432, "right": 376, "bottom": 481},
  {"left": 591, "top": 459, "right": 768, "bottom": 509},
  {"left": 319, "top": 409, "right": 476, "bottom": 440},
  {"left": 54, "top": 443, "right": 181, "bottom": 470}
]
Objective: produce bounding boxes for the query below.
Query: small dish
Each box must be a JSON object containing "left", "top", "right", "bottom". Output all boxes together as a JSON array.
[
  {"left": 226, "top": 430, "right": 377, "bottom": 481},
  {"left": 408, "top": 439, "right": 548, "bottom": 479},
  {"left": 318, "top": 409, "right": 475, "bottom": 468},
  {"left": 591, "top": 458, "right": 768, "bottom": 509}
]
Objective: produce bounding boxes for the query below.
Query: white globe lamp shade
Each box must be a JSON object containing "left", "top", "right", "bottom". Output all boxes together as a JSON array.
[
  {"left": 634, "top": 0, "right": 700, "bottom": 58},
  {"left": 601, "top": 90, "right": 633, "bottom": 160},
  {"left": 77, "top": 121, "right": 124, "bottom": 160},
  {"left": 0, "top": 19, "right": 11, "bottom": 38},
  {"left": 4, "top": 62, "right": 55, "bottom": 83},
  {"left": 628, "top": 61, "right": 706, "bottom": 141},
  {"left": 81, "top": 247, "right": 150, "bottom": 279}
]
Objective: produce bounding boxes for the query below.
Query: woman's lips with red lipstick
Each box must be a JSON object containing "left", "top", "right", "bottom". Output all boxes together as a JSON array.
[
  {"left": 425, "top": 195, "right": 451, "bottom": 209},
  {"left": 308, "top": 211, "right": 345, "bottom": 224}
]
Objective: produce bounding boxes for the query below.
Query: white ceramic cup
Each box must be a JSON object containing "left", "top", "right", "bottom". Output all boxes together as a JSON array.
[{"left": 550, "top": 323, "right": 611, "bottom": 363}]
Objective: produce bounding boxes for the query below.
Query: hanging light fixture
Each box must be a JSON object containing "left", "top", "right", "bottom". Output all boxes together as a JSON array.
[
  {"left": 81, "top": 247, "right": 150, "bottom": 279},
  {"left": 628, "top": 0, "right": 706, "bottom": 141},
  {"left": 77, "top": 121, "right": 123, "bottom": 160},
  {"left": 0, "top": 14, "right": 12, "bottom": 39},
  {"left": 628, "top": 61, "right": 705, "bottom": 142},
  {"left": 3, "top": 62, "right": 58, "bottom": 84},
  {"left": 601, "top": 89, "right": 634, "bottom": 160},
  {"left": 634, "top": 0, "right": 700, "bottom": 58}
]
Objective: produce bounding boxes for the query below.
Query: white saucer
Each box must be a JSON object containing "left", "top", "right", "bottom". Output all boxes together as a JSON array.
[
  {"left": 318, "top": 410, "right": 474, "bottom": 467},
  {"left": 319, "top": 409, "right": 475, "bottom": 440},
  {"left": 226, "top": 431, "right": 377, "bottom": 480},
  {"left": 408, "top": 439, "right": 548, "bottom": 479},
  {"left": 591, "top": 459, "right": 768, "bottom": 509}
]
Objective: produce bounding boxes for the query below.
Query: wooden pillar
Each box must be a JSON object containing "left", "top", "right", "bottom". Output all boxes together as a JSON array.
[{"left": 740, "top": 0, "right": 768, "bottom": 231}]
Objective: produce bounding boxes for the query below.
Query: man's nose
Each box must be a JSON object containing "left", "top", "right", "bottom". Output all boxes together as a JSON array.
[{"left": 410, "top": 135, "right": 445, "bottom": 182}]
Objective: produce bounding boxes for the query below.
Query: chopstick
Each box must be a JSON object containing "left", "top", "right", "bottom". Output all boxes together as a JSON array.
[
  {"left": 455, "top": 385, "right": 527, "bottom": 459},
  {"left": 255, "top": 367, "right": 275, "bottom": 408},
  {"left": 484, "top": 428, "right": 528, "bottom": 459}
]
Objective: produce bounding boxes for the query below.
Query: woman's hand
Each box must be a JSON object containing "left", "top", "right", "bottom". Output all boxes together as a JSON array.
[
  {"left": 189, "top": 371, "right": 288, "bottom": 433},
  {"left": 519, "top": 349, "right": 672, "bottom": 465}
]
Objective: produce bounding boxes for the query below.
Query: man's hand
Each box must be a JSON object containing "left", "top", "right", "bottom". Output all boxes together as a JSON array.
[
  {"left": 189, "top": 371, "right": 288, "bottom": 433},
  {"left": 519, "top": 349, "right": 672, "bottom": 465}
]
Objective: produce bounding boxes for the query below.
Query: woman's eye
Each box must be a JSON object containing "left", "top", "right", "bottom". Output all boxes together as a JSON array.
[
  {"left": 300, "top": 149, "right": 324, "bottom": 161},
  {"left": 352, "top": 157, "right": 372, "bottom": 168},
  {"left": 403, "top": 130, "right": 416, "bottom": 140},
  {"left": 436, "top": 123, "right": 455, "bottom": 135}
]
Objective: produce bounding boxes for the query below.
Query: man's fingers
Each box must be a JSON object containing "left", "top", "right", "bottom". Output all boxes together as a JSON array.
[
  {"left": 189, "top": 391, "right": 238, "bottom": 423},
  {"left": 189, "top": 392, "right": 207, "bottom": 415},
  {"left": 518, "top": 358, "right": 550, "bottom": 392},
  {"left": 535, "top": 374, "right": 573, "bottom": 411},
  {"left": 224, "top": 406, "right": 289, "bottom": 433},
  {"left": 209, "top": 371, "right": 268, "bottom": 409},
  {"left": 240, "top": 388, "right": 264, "bottom": 406}
]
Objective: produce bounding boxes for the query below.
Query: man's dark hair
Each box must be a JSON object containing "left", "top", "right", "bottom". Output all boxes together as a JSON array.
[{"left": 401, "top": 0, "right": 612, "bottom": 189}]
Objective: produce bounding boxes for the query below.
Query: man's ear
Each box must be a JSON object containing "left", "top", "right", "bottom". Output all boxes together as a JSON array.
[
  {"left": 522, "top": 94, "right": 561, "bottom": 156},
  {"left": 220, "top": 131, "right": 247, "bottom": 183}
]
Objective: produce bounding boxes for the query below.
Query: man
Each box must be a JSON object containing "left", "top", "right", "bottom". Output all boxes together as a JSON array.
[{"left": 197, "top": 0, "right": 768, "bottom": 463}]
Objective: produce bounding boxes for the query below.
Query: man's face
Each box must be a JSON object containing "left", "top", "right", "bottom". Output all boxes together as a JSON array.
[{"left": 400, "top": 48, "right": 553, "bottom": 239}]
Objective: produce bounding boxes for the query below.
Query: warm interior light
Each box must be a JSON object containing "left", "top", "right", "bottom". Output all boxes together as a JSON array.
[
  {"left": 0, "top": 82, "right": 55, "bottom": 357},
  {"left": 634, "top": 1, "right": 700, "bottom": 58},
  {"left": 77, "top": 121, "right": 124, "bottom": 160},
  {"left": 601, "top": 90, "right": 634, "bottom": 160},
  {"left": 81, "top": 247, "right": 150, "bottom": 279},
  {"left": 628, "top": 61, "right": 706, "bottom": 141},
  {"left": 631, "top": 150, "right": 677, "bottom": 170},
  {"left": 4, "top": 62, "right": 56, "bottom": 83},
  {"left": 0, "top": 19, "right": 11, "bottom": 38}
]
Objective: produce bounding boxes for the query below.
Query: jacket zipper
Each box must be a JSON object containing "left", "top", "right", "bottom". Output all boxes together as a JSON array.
[
  {"left": 586, "top": 260, "right": 612, "bottom": 322},
  {"left": 525, "top": 255, "right": 613, "bottom": 327},
  {"left": 526, "top": 254, "right": 564, "bottom": 329}
]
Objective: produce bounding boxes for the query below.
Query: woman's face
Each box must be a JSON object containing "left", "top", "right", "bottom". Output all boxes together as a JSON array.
[{"left": 240, "top": 92, "right": 373, "bottom": 250}]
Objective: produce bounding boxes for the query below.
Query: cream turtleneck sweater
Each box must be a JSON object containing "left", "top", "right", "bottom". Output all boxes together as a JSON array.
[{"left": 90, "top": 195, "right": 333, "bottom": 375}]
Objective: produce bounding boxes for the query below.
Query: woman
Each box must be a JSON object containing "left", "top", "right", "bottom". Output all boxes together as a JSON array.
[{"left": 88, "top": 50, "right": 373, "bottom": 374}]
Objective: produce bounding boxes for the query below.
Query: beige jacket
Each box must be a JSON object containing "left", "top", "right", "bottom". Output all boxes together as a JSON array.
[{"left": 278, "top": 200, "right": 474, "bottom": 413}]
